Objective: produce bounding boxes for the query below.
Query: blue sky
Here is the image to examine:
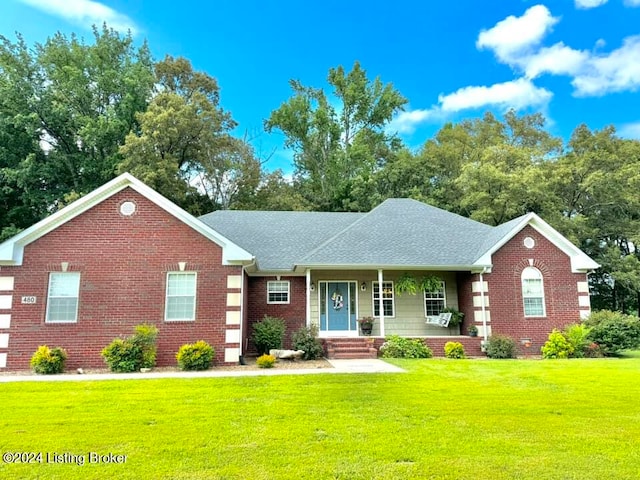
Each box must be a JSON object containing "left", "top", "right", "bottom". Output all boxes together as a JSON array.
[{"left": 2, "top": 0, "right": 640, "bottom": 172}]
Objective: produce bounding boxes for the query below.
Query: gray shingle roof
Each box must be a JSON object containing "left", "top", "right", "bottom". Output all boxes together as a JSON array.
[
  {"left": 199, "top": 210, "right": 363, "bottom": 270},
  {"left": 199, "top": 199, "right": 524, "bottom": 271}
]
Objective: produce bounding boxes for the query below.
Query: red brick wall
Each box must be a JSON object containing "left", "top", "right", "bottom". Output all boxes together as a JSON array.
[
  {"left": 1, "top": 187, "right": 241, "bottom": 370},
  {"left": 486, "top": 225, "right": 587, "bottom": 353},
  {"left": 456, "top": 271, "right": 476, "bottom": 334},
  {"left": 246, "top": 276, "right": 306, "bottom": 353}
]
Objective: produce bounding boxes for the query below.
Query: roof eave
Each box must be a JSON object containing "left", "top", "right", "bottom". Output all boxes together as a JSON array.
[{"left": 0, "top": 173, "right": 254, "bottom": 266}]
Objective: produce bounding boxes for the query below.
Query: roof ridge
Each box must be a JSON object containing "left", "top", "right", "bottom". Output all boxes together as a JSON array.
[{"left": 297, "top": 201, "right": 388, "bottom": 263}]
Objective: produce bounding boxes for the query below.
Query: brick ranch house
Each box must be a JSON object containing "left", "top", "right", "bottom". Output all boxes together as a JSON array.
[{"left": 0, "top": 173, "right": 599, "bottom": 370}]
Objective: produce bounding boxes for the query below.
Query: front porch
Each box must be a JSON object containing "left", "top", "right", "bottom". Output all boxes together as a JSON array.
[{"left": 305, "top": 269, "right": 479, "bottom": 338}]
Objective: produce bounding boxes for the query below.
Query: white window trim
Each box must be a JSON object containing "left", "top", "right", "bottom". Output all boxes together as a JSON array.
[
  {"left": 522, "top": 267, "right": 546, "bottom": 317},
  {"left": 45, "top": 272, "right": 80, "bottom": 323},
  {"left": 267, "top": 280, "right": 290, "bottom": 304},
  {"left": 372, "top": 281, "right": 395, "bottom": 318},
  {"left": 165, "top": 272, "right": 197, "bottom": 322},
  {"left": 424, "top": 281, "right": 447, "bottom": 318}
]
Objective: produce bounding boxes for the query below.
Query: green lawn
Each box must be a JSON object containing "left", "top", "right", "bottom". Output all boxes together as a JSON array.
[{"left": 2, "top": 355, "right": 640, "bottom": 480}]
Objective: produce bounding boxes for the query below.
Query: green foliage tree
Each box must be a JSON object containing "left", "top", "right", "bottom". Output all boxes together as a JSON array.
[
  {"left": 0, "top": 26, "right": 155, "bottom": 238},
  {"left": 266, "top": 61, "right": 407, "bottom": 211}
]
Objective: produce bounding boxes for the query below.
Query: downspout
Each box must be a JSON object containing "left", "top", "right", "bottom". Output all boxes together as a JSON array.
[
  {"left": 306, "top": 268, "right": 311, "bottom": 328},
  {"left": 479, "top": 267, "right": 488, "bottom": 343},
  {"left": 378, "top": 269, "right": 385, "bottom": 337},
  {"left": 239, "top": 259, "right": 255, "bottom": 364}
]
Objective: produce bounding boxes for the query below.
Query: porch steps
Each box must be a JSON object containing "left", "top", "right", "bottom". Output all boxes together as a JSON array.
[{"left": 325, "top": 338, "right": 378, "bottom": 360}]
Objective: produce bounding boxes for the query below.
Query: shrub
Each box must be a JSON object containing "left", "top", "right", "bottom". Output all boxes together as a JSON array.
[
  {"left": 292, "top": 325, "right": 323, "bottom": 360},
  {"left": 101, "top": 338, "right": 142, "bottom": 372},
  {"left": 563, "top": 323, "right": 592, "bottom": 358},
  {"left": 252, "top": 316, "right": 286, "bottom": 355},
  {"left": 444, "top": 341, "right": 466, "bottom": 359},
  {"left": 30, "top": 345, "right": 67, "bottom": 374},
  {"left": 133, "top": 324, "right": 159, "bottom": 368},
  {"left": 101, "top": 324, "right": 159, "bottom": 372},
  {"left": 379, "top": 335, "right": 433, "bottom": 359},
  {"left": 584, "top": 310, "right": 640, "bottom": 356},
  {"left": 256, "top": 354, "right": 276, "bottom": 368},
  {"left": 486, "top": 335, "right": 518, "bottom": 359},
  {"left": 176, "top": 341, "right": 215, "bottom": 371},
  {"left": 541, "top": 329, "right": 574, "bottom": 359}
]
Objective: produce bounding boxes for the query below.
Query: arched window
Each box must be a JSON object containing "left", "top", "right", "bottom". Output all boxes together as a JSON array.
[{"left": 521, "top": 267, "right": 545, "bottom": 317}]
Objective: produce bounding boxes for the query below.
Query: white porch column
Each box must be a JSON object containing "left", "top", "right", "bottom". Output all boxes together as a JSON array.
[
  {"left": 306, "top": 269, "right": 311, "bottom": 327},
  {"left": 378, "top": 269, "right": 385, "bottom": 337}
]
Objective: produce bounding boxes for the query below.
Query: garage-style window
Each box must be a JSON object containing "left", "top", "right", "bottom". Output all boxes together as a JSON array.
[
  {"left": 267, "top": 281, "right": 290, "bottom": 304},
  {"left": 165, "top": 272, "right": 197, "bottom": 321},
  {"left": 522, "top": 267, "right": 545, "bottom": 317},
  {"left": 46, "top": 272, "right": 81, "bottom": 323}
]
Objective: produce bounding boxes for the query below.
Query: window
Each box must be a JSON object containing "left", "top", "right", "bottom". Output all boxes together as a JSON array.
[
  {"left": 424, "top": 282, "right": 446, "bottom": 317},
  {"left": 373, "top": 281, "right": 395, "bottom": 317},
  {"left": 46, "top": 272, "right": 80, "bottom": 323},
  {"left": 267, "top": 281, "right": 290, "bottom": 304},
  {"left": 522, "top": 267, "right": 545, "bottom": 317},
  {"left": 166, "top": 272, "right": 197, "bottom": 321}
]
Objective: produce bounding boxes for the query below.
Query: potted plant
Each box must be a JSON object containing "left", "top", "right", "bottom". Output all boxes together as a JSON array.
[
  {"left": 358, "top": 317, "right": 375, "bottom": 336},
  {"left": 467, "top": 324, "right": 478, "bottom": 337}
]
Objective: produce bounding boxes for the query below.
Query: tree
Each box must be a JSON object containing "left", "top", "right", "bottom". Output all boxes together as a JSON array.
[
  {"left": 549, "top": 125, "right": 640, "bottom": 315},
  {"left": 0, "top": 26, "right": 155, "bottom": 237},
  {"left": 265, "top": 61, "right": 407, "bottom": 210},
  {"left": 118, "top": 56, "right": 257, "bottom": 214}
]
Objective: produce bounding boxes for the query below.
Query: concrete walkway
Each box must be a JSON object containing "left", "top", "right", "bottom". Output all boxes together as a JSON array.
[{"left": 0, "top": 359, "right": 404, "bottom": 383}]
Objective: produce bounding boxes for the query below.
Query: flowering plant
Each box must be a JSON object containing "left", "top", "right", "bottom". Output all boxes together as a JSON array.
[{"left": 358, "top": 317, "right": 375, "bottom": 326}]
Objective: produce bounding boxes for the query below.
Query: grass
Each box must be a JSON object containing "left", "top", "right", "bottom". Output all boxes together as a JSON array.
[{"left": 1, "top": 354, "right": 640, "bottom": 479}]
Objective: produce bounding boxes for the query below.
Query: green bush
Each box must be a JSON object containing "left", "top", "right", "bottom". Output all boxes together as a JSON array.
[
  {"left": 444, "top": 341, "right": 466, "bottom": 359},
  {"left": 101, "top": 324, "right": 159, "bottom": 372},
  {"left": 292, "top": 325, "right": 324, "bottom": 360},
  {"left": 133, "top": 324, "right": 159, "bottom": 368},
  {"left": 584, "top": 310, "right": 640, "bottom": 356},
  {"left": 541, "top": 329, "right": 574, "bottom": 359},
  {"left": 256, "top": 354, "right": 276, "bottom": 368},
  {"left": 30, "top": 345, "right": 67, "bottom": 374},
  {"left": 441, "top": 307, "right": 464, "bottom": 327},
  {"left": 380, "top": 335, "right": 433, "bottom": 359},
  {"left": 563, "top": 323, "right": 592, "bottom": 358},
  {"left": 252, "top": 316, "right": 286, "bottom": 355},
  {"left": 101, "top": 338, "right": 142, "bottom": 372},
  {"left": 486, "top": 335, "right": 518, "bottom": 359},
  {"left": 176, "top": 341, "right": 215, "bottom": 371}
]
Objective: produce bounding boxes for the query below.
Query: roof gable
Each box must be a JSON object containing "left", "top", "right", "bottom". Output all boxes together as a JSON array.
[
  {"left": 0, "top": 173, "right": 253, "bottom": 266},
  {"left": 474, "top": 212, "right": 600, "bottom": 273}
]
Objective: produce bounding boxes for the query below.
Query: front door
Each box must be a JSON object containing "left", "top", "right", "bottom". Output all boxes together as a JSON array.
[{"left": 319, "top": 281, "right": 357, "bottom": 335}]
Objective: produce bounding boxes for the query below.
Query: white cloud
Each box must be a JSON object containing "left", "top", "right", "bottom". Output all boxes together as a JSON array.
[
  {"left": 19, "top": 0, "right": 138, "bottom": 34},
  {"left": 476, "top": 5, "right": 558, "bottom": 63},
  {"left": 388, "top": 78, "right": 552, "bottom": 134},
  {"left": 438, "top": 78, "right": 552, "bottom": 112},
  {"left": 618, "top": 122, "right": 640, "bottom": 139},
  {"left": 387, "top": 108, "right": 440, "bottom": 134},
  {"left": 575, "top": 0, "right": 608, "bottom": 9},
  {"left": 572, "top": 35, "right": 640, "bottom": 96},
  {"left": 623, "top": 0, "right": 640, "bottom": 6},
  {"left": 524, "top": 43, "right": 589, "bottom": 78}
]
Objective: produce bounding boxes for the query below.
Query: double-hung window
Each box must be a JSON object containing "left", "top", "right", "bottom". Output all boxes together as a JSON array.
[
  {"left": 373, "top": 281, "right": 395, "bottom": 317},
  {"left": 522, "top": 267, "right": 545, "bottom": 317},
  {"left": 267, "top": 281, "right": 290, "bottom": 304},
  {"left": 424, "top": 282, "right": 446, "bottom": 317},
  {"left": 46, "top": 272, "right": 81, "bottom": 323},
  {"left": 165, "top": 272, "right": 197, "bottom": 321}
]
